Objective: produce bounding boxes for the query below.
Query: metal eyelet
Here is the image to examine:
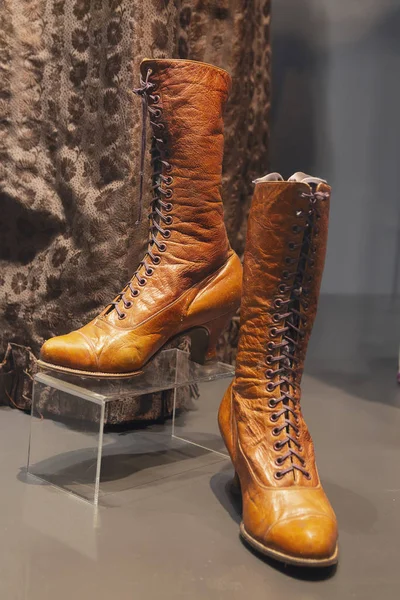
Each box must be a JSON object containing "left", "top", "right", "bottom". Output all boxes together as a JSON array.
[
  {"left": 265, "top": 355, "right": 273, "bottom": 365},
  {"left": 146, "top": 267, "right": 154, "bottom": 276},
  {"left": 273, "top": 440, "right": 282, "bottom": 450},
  {"left": 274, "top": 471, "right": 284, "bottom": 480},
  {"left": 163, "top": 230, "right": 171, "bottom": 239},
  {"left": 274, "top": 298, "right": 283, "bottom": 309},
  {"left": 272, "top": 427, "right": 280, "bottom": 436},
  {"left": 288, "top": 242, "right": 296, "bottom": 251},
  {"left": 118, "top": 313, "right": 126, "bottom": 320},
  {"left": 165, "top": 176, "right": 173, "bottom": 185},
  {"left": 266, "top": 382, "right": 275, "bottom": 392},
  {"left": 152, "top": 256, "right": 161, "bottom": 265},
  {"left": 132, "top": 289, "right": 139, "bottom": 297},
  {"left": 309, "top": 258, "right": 315, "bottom": 267},
  {"left": 154, "top": 109, "right": 162, "bottom": 118},
  {"left": 165, "top": 189, "right": 173, "bottom": 198},
  {"left": 278, "top": 284, "right": 286, "bottom": 294},
  {"left": 272, "top": 313, "right": 281, "bottom": 322},
  {"left": 124, "top": 301, "right": 132, "bottom": 308},
  {"left": 153, "top": 94, "right": 160, "bottom": 103},
  {"left": 304, "top": 472, "right": 311, "bottom": 480},
  {"left": 165, "top": 202, "right": 173, "bottom": 212},
  {"left": 270, "top": 328, "right": 278, "bottom": 337},
  {"left": 292, "top": 225, "right": 301, "bottom": 233},
  {"left": 282, "top": 270, "right": 289, "bottom": 280},
  {"left": 159, "top": 243, "right": 167, "bottom": 252},
  {"left": 265, "top": 369, "right": 274, "bottom": 378},
  {"left": 268, "top": 398, "right": 277, "bottom": 408},
  {"left": 165, "top": 163, "right": 172, "bottom": 172},
  {"left": 138, "top": 278, "right": 147, "bottom": 286},
  {"left": 275, "top": 457, "right": 284, "bottom": 466},
  {"left": 267, "top": 342, "right": 275, "bottom": 351},
  {"left": 270, "top": 413, "right": 279, "bottom": 422},
  {"left": 164, "top": 215, "right": 173, "bottom": 225},
  {"left": 284, "top": 256, "right": 292, "bottom": 265}
]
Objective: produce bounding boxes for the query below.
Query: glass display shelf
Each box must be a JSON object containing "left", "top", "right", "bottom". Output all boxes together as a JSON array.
[{"left": 27, "top": 349, "right": 233, "bottom": 506}]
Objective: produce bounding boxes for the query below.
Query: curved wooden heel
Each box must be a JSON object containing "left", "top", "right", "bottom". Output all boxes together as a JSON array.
[{"left": 188, "top": 312, "right": 234, "bottom": 365}]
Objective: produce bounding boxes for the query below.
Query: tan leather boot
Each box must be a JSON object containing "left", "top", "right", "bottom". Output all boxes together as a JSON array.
[
  {"left": 39, "top": 59, "right": 242, "bottom": 376},
  {"left": 219, "top": 172, "right": 338, "bottom": 567}
]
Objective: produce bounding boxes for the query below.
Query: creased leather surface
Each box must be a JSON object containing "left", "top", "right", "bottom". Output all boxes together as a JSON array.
[
  {"left": 218, "top": 180, "right": 338, "bottom": 562},
  {"left": 40, "top": 59, "right": 242, "bottom": 375}
]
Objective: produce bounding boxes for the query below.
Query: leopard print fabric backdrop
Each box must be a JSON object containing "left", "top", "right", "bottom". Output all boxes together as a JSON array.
[{"left": 0, "top": 0, "right": 271, "bottom": 420}]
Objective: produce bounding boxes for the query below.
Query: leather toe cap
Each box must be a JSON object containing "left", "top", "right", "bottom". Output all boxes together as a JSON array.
[
  {"left": 266, "top": 514, "right": 338, "bottom": 561},
  {"left": 40, "top": 332, "right": 97, "bottom": 372}
]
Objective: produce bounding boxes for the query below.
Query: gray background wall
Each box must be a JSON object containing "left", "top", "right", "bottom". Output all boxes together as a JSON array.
[{"left": 270, "top": 0, "right": 400, "bottom": 295}]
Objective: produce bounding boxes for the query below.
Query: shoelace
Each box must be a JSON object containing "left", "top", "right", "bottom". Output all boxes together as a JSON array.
[
  {"left": 267, "top": 189, "right": 329, "bottom": 480},
  {"left": 108, "top": 68, "right": 173, "bottom": 319}
]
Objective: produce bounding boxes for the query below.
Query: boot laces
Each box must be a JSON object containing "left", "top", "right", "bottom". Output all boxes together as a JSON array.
[
  {"left": 108, "top": 68, "right": 173, "bottom": 320},
  {"left": 267, "top": 189, "right": 329, "bottom": 480}
]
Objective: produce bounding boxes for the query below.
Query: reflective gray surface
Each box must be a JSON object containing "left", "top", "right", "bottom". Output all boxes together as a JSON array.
[{"left": 1, "top": 295, "right": 399, "bottom": 599}]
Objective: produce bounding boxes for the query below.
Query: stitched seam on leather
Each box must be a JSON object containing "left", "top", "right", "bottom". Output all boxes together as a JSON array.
[
  {"left": 99, "top": 253, "right": 234, "bottom": 333},
  {"left": 264, "top": 513, "right": 337, "bottom": 539},
  {"left": 184, "top": 251, "right": 235, "bottom": 318},
  {"left": 143, "top": 58, "right": 231, "bottom": 79},
  {"left": 76, "top": 330, "right": 100, "bottom": 369}
]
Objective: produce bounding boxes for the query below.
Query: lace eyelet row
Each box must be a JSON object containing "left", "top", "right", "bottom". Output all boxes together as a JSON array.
[
  {"left": 266, "top": 199, "right": 322, "bottom": 480},
  {"left": 115, "top": 69, "right": 175, "bottom": 321}
]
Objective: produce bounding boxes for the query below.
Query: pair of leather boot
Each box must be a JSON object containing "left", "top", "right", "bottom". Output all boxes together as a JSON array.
[{"left": 40, "top": 59, "right": 338, "bottom": 567}]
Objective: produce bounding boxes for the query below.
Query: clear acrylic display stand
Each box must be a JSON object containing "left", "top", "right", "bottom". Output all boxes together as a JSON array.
[{"left": 27, "top": 349, "right": 232, "bottom": 506}]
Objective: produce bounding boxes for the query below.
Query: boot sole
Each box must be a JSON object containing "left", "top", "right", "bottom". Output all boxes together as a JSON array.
[
  {"left": 239, "top": 522, "right": 339, "bottom": 568},
  {"left": 36, "top": 360, "right": 144, "bottom": 378}
]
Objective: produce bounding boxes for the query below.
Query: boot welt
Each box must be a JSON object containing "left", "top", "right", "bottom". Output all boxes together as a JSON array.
[
  {"left": 36, "top": 360, "right": 144, "bottom": 378},
  {"left": 239, "top": 522, "right": 339, "bottom": 568}
]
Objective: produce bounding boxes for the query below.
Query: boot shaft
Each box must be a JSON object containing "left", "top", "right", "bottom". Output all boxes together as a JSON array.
[
  {"left": 139, "top": 59, "right": 232, "bottom": 278},
  {"left": 235, "top": 173, "right": 330, "bottom": 399},
  {"left": 99, "top": 59, "right": 237, "bottom": 331}
]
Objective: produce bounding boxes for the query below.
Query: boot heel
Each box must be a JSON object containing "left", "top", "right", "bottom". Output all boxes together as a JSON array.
[{"left": 188, "top": 312, "right": 234, "bottom": 365}]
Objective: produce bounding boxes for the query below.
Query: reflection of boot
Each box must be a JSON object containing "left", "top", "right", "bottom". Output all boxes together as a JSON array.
[
  {"left": 40, "top": 59, "right": 242, "bottom": 377},
  {"left": 219, "top": 172, "right": 338, "bottom": 567}
]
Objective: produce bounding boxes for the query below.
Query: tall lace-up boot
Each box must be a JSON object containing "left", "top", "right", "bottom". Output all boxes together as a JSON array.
[
  {"left": 219, "top": 172, "right": 338, "bottom": 567},
  {"left": 39, "top": 59, "right": 242, "bottom": 376}
]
